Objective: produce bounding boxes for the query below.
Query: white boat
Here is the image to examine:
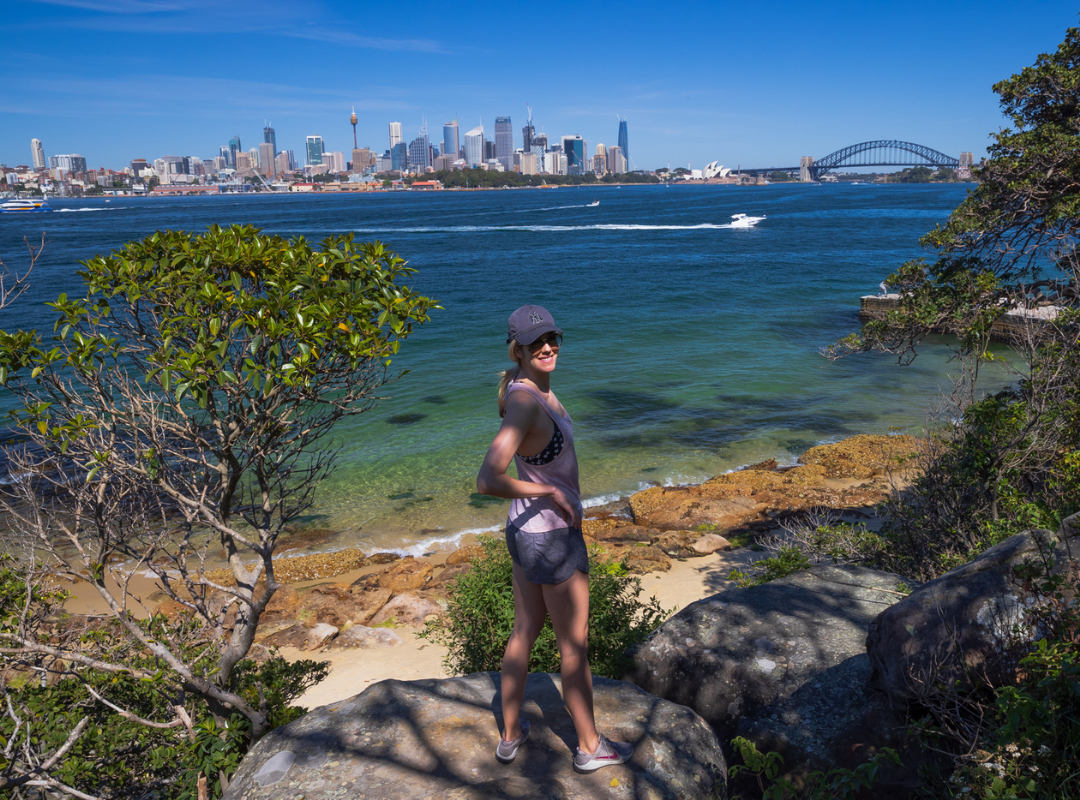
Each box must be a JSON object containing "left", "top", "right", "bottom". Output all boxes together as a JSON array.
[
  {"left": 0, "top": 198, "right": 53, "bottom": 213},
  {"left": 730, "top": 212, "right": 765, "bottom": 228},
  {"left": 587, "top": 199, "right": 599, "bottom": 207}
]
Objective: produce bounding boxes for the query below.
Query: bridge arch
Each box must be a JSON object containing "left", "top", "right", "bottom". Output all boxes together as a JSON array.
[{"left": 811, "top": 140, "right": 959, "bottom": 178}]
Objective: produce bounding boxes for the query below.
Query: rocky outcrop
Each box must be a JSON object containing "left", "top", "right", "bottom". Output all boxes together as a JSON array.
[
  {"left": 261, "top": 622, "right": 339, "bottom": 652},
  {"left": 326, "top": 625, "right": 403, "bottom": 650},
  {"left": 867, "top": 516, "right": 1079, "bottom": 706},
  {"left": 369, "top": 591, "right": 445, "bottom": 627},
  {"left": 222, "top": 672, "right": 728, "bottom": 800},
  {"left": 352, "top": 556, "right": 434, "bottom": 592},
  {"left": 796, "top": 434, "right": 919, "bottom": 479},
  {"left": 298, "top": 585, "right": 392, "bottom": 628},
  {"left": 625, "top": 564, "right": 911, "bottom": 772}
]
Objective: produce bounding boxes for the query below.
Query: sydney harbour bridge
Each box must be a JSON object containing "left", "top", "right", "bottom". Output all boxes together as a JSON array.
[{"left": 738, "top": 140, "right": 967, "bottom": 181}]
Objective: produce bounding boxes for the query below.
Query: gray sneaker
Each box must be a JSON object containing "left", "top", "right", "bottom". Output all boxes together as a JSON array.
[
  {"left": 573, "top": 734, "right": 634, "bottom": 773},
  {"left": 495, "top": 718, "right": 530, "bottom": 764}
]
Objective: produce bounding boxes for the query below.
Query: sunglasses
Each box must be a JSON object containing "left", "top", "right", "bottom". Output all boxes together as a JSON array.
[{"left": 527, "top": 333, "right": 563, "bottom": 352}]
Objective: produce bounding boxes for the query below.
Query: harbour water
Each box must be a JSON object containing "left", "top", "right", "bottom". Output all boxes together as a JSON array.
[{"left": 0, "top": 184, "right": 1013, "bottom": 556}]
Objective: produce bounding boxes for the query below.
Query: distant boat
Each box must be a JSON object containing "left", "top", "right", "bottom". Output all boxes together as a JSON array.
[
  {"left": 0, "top": 199, "right": 52, "bottom": 213},
  {"left": 587, "top": 199, "right": 599, "bottom": 207},
  {"left": 730, "top": 212, "right": 765, "bottom": 228}
]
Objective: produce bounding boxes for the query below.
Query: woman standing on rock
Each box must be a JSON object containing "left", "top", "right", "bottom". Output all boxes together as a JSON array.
[{"left": 477, "top": 304, "right": 634, "bottom": 773}]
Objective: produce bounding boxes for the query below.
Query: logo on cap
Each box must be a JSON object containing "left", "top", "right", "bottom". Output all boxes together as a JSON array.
[{"left": 529, "top": 312, "right": 543, "bottom": 325}]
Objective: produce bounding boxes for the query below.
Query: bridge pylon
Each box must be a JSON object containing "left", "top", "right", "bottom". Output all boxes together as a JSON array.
[{"left": 799, "top": 156, "right": 814, "bottom": 182}]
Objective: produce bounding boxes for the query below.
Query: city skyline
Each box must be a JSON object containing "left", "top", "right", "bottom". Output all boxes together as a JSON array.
[{"left": 2, "top": 1, "right": 1077, "bottom": 170}]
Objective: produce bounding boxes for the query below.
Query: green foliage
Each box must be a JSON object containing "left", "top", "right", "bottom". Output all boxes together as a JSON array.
[
  {"left": 729, "top": 736, "right": 901, "bottom": 799},
  {"left": 419, "top": 535, "right": 672, "bottom": 679},
  {"left": 729, "top": 546, "right": 810, "bottom": 588},
  {"left": 403, "top": 168, "right": 658, "bottom": 190}
]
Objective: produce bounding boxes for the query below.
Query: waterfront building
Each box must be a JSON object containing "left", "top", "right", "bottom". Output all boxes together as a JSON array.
[
  {"left": 391, "top": 142, "right": 408, "bottom": 171},
  {"left": 248, "top": 147, "right": 260, "bottom": 168},
  {"left": 533, "top": 132, "right": 549, "bottom": 151},
  {"left": 235, "top": 153, "right": 252, "bottom": 172},
  {"left": 608, "top": 145, "right": 625, "bottom": 174},
  {"left": 130, "top": 158, "right": 149, "bottom": 176},
  {"left": 617, "top": 120, "right": 629, "bottom": 166},
  {"left": 31, "top": 138, "right": 45, "bottom": 170},
  {"left": 546, "top": 151, "right": 562, "bottom": 175},
  {"left": 263, "top": 123, "right": 277, "bottom": 157},
  {"left": 463, "top": 126, "right": 484, "bottom": 168},
  {"left": 594, "top": 143, "right": 607, "bottom": 176},
  {"left": 376, "top": 153, "right": 393, "bottom": 172},
  {"left": 561, "top": 135, "right": 585, "bottom": 175},
  {"left": 433, "top": 154, "right": 455, "bottom": 171},
  {"left": 495, "top": 116, "right": 513, "bottom": 170},
  {"left": 352, "top": 147, "right": 373, "bottom": 173},
  {"left": 259, "top": 142, "right": 276, "bottom": 176},
  {"left": 49, "top": 154, "right": 87, "bottom": 176},
  {"left": 229, "top": 136, "right": 242, "bottom": 167},
  {"left": 408, "top": 134, "right": 431, "bottom": 171},
  {"left": 219, "top": 145, "right": 231, "bottom": 166},
  {"left": 958, "top": 151, "right": 974, "bottom": 179},
  {"left": 520, "top": 152, "right": 537, "bottom": 175},
  {"left": 389, "top": 122, "right": 403, "bottom": 149},
  {"left": 443, "top": 121, "right": 460, "bottom": 162},
  {"left": 306, "top": 135, "right": 325, "bottom": 166},
  {"left": 485, "top": 159, "right": 504, "bottom": 172}
]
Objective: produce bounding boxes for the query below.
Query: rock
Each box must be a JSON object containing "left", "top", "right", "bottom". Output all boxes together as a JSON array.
[
  {"left": 369, "top": 591, "right": 445, "bottom": 627},
  {"left": 261, "top": 623, "right": 339, "bottom": 652},
  {"left": 653, "top": 530, "right": 701, "bottom": 558},
  {"left": 352, "top": 557, "right": 433, "bottom": 592},
  {"left": 432, "top": 562, "right": 472, "bottom": 587},
  {"left": 624, "top": 564, "right": 909, "bottom": 740},
  {"left": 254, "top": 619, "right": 301, "bottom": 643},
  {"left": 222, "top": 672, "right": 727, "bottom": 800},
  {"left": 367, "top": 552, "right": 402, "bottom": 565},
  {"left": 261, "top": 585, "right": 300, "bottom": 623},
  {"left": 298, "top": 585, "right": 392, "bottom": 628},
  {"left": 445, "top": 545, "right": 484, "bottom": 565},
  {"left": 326, "top": 625, "right": 403, "bottom": 650},
  {"left": 866, "top": 526, "right": 1066, "bottom": 705},
  {"left": 591, "top": 524, "right": 655, "bottom": 543},
  {"left": 692, "top": 534, "right": 732, "bottom": 554},
  {"left": 581, "top": 517, "right": 619, "bottom": 537},
  {"left": 623, "top": 545, "right": 672, "bottom": 574},
  {"left": 796, "top": 434, "right": 920, "bottom": 480},
  {"left": 629, "top": 485, "right": 761, "bottom": 531}
]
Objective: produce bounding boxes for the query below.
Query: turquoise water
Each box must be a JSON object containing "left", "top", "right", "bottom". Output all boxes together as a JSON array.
[{"left": 0, "top": 185, "right": 1012, "bottom": 555}]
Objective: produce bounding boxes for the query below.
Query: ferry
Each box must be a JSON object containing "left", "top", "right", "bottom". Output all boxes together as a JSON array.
[
  {"left": 730, "top": 212, "right": 765, "bottom": 228},
  {"left": 0, "top": 199, "right": 53, "bottom": 213}
]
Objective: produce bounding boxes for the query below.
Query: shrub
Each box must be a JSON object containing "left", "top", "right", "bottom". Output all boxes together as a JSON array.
[{"left": 420, "top": 535, "right": 672, "bottom": 679}]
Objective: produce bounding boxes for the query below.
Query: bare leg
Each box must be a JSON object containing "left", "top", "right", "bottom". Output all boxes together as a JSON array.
[
  {"left": 543, "top": 569, "right": 599, "bottom": 754},
  {"left": 501, "top": 563, "right": 547, "bottom": 741}
]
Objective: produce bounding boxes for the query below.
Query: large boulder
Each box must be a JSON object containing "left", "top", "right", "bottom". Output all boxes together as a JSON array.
[
  {"left": 297, "top": 585, "right": 392, "bottom": 628},
  {"left": 223, "top": 672, "right": 727, "bottom": 800},
  {"left": 867, "top": 517, "right": 1078, "bottom": 706},
  {"left": 369, "top": 591, "right": 446, "bottom": 627},
  {"left": 625, "top": 565, "right": 909, "bottom": 741}
]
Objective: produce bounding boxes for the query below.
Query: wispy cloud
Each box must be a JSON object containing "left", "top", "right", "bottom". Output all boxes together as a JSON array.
[
  {"left": 285, "top": 28, "right": 446, "bottom": 54},
  {"left": 27, "top": 0, "right": 182, "bottom": 11}
]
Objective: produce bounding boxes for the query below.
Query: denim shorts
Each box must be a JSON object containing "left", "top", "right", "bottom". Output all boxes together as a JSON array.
[{"left": 505, "top": 523, "right": 590, "bottom": 585}]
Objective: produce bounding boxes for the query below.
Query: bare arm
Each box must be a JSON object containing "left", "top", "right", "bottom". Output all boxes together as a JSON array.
[{"left": 477, "top": 392, "right": 581, "bottom": 527}]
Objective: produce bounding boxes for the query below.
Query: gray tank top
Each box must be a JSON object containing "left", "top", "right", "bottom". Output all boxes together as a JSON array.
[{"left": 506, "top": 382, "right": 583, "bottom": 533}]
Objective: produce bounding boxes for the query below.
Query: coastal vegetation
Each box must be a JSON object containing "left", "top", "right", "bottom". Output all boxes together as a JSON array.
[
  {"left": 400, "top": 167, "right": 659, "bottom": 189},
  {"left": 419, "top": 535, "right": 671, "bottom": 680},
  {"left": 0, "top": 225, "right": 434, "bottom": 797}
]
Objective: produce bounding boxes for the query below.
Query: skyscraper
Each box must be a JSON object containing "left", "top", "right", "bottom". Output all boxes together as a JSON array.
[
  {"left": 443, "top": 121, "right": 460, "bottom": 162},
  {"left": 594, "top": 143, "right": 608, "bottom": 176},
  {"left": 561, "top": 135, "right": 585, "bottom": 175},
  {"left": 263, "top": 123, "right": 277, "bottom": 157},
  {"left": 463, "top": 126, "right": 484, "bottom": 167},
  {"left": 228, "top": 135, "right": 242, "bottom": 168},
  {"left": 259, "top": 142, "right": 275, "bottom": 176},
  {"left": 306, "top": 135, "right": 324, "bottom": 166},
  {"left": 618, "top": 119, "right": 629, "bottom": 167},
  {"left": 391, "top": 142, "right": 408, "bottom": 172},
  {"left": 389, "top": 122, "right": 403, "bottom": 150},
  {"left": 495, "top": 116, "right": 513, "bottom": 170},
  {"left": 31, "top": 138, "right": 45, "bottom": 170},
  {"left": 608, "top": 145, "right": 626, "bottom": 175},
  {"left": 534, "top": 132, "right": 549, "bottom": 151},
  {"left": 522, "top": 105, "right": 535, "bottom": 153}
]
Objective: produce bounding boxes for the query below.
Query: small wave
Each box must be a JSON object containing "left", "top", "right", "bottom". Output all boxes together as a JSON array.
[
  {"left": 364, "top": 523, "right": 503, "bottom": 559},
  {"left": 353, "top": 223, "right": 731, "bottom": 233},
  {"left": 54, "top": 207, "right": 115, "bottom": 212}
]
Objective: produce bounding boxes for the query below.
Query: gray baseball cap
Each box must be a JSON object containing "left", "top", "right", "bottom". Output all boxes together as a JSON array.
[{"left": 506, "top": 304, "right": 563, "bottom": 345}]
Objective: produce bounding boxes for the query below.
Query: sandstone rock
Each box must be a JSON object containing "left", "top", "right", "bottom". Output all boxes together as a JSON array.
[
  {"left": 326, "top": 625, "right": 403, "bottom": 650},
  {"left": 298, "top": 585, "right": 392, "bottom": 628},
  {"left": 261, "top": 623, "right": 339, "bottom": 652},
  {"left": 367, "top": 552, "right": 402, "bottom": 565},
  {"left": 369, "top": 592, "right": 445, "bottom": 627},
  {"left": 591, "top": 524, "right": 655, "bottom": 543},
  {"left": 445, "top": 544, "right": 484, "bottom": 565},
  {"left": 866, "top": 526, "right": 1067, "bottom": 705},
  {"left": 797, "top": 434, "right": 920, "bottom": 480},
  {"left": 261, "top": 585, "right": 300, "bottom": 623},
  {"left": 622, "top": 545, "right": 672, "bottom": 574},
  {"left": 625, "top": 564, "right": 909, "bottom": 740},
  {"left": 432, "top": 562, "right": 472, "bottom": 587},
  {"left": 581, "top": 516, "right": 619, "bottom": 537},
  {"left": 254, "top": 619, "right": 301, "bottom": 644},
  {"left": 692, "top": 534, "right": 732, "bottom": 554},
  {"left": 222, "top": 672, "right": 727, "bottom": 800},
  {"left": 352, "top": 557, "right": 433, "bottom": 592},
  {"left": 152, "top": 599, "right": 191, "bottom": 621},
  {"left": 629, "top": 485, "right": 761, "bottom": 531}
]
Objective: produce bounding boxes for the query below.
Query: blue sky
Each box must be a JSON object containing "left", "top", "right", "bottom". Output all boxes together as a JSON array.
[{"left": 2, "top": 1, "right": 1076, "bottom": 171}]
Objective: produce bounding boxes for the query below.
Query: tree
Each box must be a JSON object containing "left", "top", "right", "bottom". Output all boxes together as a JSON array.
[
  {"left": 828, "top": 24, "right": 1080, "bottom": 568},
  {"left": 0, "top": 225, "right": 435, "bottom": 792}
]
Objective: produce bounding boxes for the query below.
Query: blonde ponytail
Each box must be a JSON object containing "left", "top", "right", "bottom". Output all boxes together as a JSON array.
[{"left": 497, "top": 341, "right": 523, "bottom": 417}]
